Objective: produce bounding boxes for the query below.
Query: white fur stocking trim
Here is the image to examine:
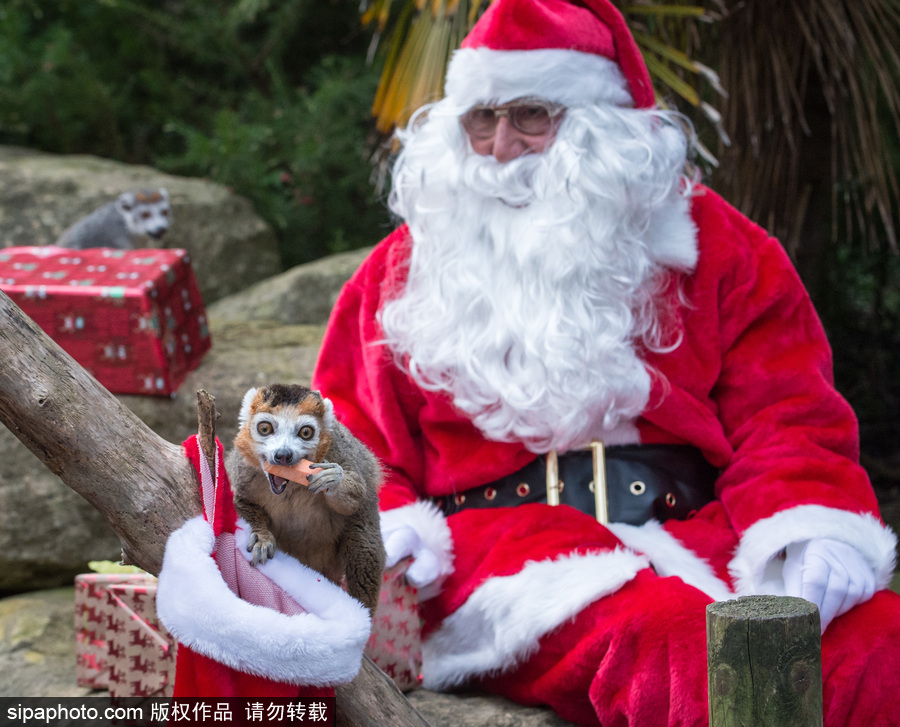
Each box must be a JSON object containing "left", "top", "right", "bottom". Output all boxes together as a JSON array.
[
  {"left": 609, "top": 519, "right": 734, "bottom": 602},
  {"left": 729, "top": 504, "right": 897, "bottom": 596},
  {"left": 156, "top": 516, "right": 370, "bottom": 685},
  {"left": 422, "top": 548, "right": 649, "bottom": 689}
]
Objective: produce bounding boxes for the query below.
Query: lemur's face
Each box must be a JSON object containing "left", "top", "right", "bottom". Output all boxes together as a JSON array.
[
  {"left": 234, "top": 385, "right": 334, "bottom": 495},
  {"left": 117, "top": 188, "right": 171, "bottom": 240}
]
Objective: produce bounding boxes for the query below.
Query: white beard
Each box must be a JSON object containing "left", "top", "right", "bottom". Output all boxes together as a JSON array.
[{"left": 380, "top": 102, "right": 697, "bottom": 453}]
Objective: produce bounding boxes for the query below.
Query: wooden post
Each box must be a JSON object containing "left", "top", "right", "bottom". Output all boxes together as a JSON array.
[{"left": 707, "top": 595, "right": 822, "bottom": 727}]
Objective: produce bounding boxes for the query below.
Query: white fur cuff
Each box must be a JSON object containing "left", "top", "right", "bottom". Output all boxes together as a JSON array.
[
  {"left": 729, "top": 505, "right": 898, "bottom": 596},
  {"left": 380, "top": 500, "right": 454, "bottom": 595},
  {"left": 422, "top": 548, "right": 648, "bottom": 689}
]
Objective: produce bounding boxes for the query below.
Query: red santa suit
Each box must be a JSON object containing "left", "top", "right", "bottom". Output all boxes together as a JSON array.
[
  {"left": 313, "top": 0, "right": 899, "bottom": 724},
  {"left": 313, "top": 185, "right": 899, "bottom": 725}
]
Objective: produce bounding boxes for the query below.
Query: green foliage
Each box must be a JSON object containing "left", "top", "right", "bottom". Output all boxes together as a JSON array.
[
  {"left": 0, "top": 0, "right": 391, "bottom": 266},
  {"left": 162, "top": 57, "right": 389, "bottom": 267}
]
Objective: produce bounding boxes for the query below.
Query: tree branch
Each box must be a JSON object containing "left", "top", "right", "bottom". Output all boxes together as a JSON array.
[{"left": 0, "top": 290, "right": 200, "bottom": 573}]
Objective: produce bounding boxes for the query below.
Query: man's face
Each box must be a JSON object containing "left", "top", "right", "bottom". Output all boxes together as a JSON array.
[{"left": 461, "top": 98, "right": 564, "bottom": 162}]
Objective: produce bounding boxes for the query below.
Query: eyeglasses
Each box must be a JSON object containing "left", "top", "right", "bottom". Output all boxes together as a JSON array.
[{"left": 460, "top": 100, "right": 565, "bottom": 139}]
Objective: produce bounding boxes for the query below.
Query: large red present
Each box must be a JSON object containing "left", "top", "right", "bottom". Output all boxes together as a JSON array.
[
  {"left": 0, "top": 246, "right": 211, "bottom": 396},
  {"left": 74, "top": 572, "right": 177, "bottom": 696}
]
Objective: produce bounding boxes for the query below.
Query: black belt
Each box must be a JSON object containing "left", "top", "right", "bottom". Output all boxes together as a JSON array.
[{"left": 434, "top": 443, "right": 719, "bottom": 525}]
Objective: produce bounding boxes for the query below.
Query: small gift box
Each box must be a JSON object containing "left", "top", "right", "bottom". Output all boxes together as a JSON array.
[
  {"left": 364, "top": 559, "right": 423, "bottom": 692},
  {"left": 75, "top": 572, "right": 153, "bottom": 690},
  {"left": 106, "top": 583, "right": 176, "bottom": 698},
  {"left": 74, "top": 571, "right": 177, "bottom": 696}
]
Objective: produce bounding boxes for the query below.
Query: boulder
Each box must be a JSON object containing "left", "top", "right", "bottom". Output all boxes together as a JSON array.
[
  {"left": 0, "top": 588, "right": 93, "bottom": 697},
  {"left": 0, "top": 145, "right": 282, "bottom": 303},
  {"left": 207, "top": 245, "right": 373, "bottom": 326}
]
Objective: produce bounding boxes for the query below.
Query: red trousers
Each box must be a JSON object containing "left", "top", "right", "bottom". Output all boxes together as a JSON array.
[{"left": 480, "top": 570, "right": 900, "bottom": 726}]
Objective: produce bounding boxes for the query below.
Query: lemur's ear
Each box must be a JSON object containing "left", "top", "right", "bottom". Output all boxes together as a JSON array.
[
  {"left": 322, "top": 397, "right": 335, "bottom": 430},
  {"left": 115, "top": 191, "right": 137, "bottom": 213},
  {"left": 238, "top": 388, "right": 259, "bottom": 425}
]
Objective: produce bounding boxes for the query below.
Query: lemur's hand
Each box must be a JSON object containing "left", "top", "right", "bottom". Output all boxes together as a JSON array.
[
  {"left": 307, "top": 461, "right": 344, "bottom": 495},
  {"left": 247, "top": 528, "right": 276, "bottom": 566}
]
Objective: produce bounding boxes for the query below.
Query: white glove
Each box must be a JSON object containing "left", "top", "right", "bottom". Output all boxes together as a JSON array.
[
  {"left": 783, "top": 538, "right": 876, "bottom": 632},
  {"left": 381, "top": 521, "right": 443, "bottom": 589}
]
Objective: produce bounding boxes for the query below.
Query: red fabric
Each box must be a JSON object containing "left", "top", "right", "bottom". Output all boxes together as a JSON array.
[
  {"left": 479, "top": 574, "right": 900, "bottom": 727},
  {"left": 461, "top": 0, "right": 655, "bottom": 108},
  {"left": 173, "top": 436, "right": 334, "bottom": 699},
  {"left": 312, "top": 186, "right": 879, "bottom": 534},
  {"left": 0, "top": 246, "right": 210, "bottom": 395}
]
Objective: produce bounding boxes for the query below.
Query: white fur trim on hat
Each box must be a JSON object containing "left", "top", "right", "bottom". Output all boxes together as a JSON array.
[
  {"left": 609, "top": 520, "right": 734, "bottom": 602},
  {"left": 444, "top": 47, "right": 634, "bottom": 109},
  {"left": 728, "top": 504, "right": 897, "bottom": 596},
  {"left": 156, "top": 516, "right": 371, "bottom": 686},
  {"left": 422, "top": 547, "right": 649, "bottom": 689}
]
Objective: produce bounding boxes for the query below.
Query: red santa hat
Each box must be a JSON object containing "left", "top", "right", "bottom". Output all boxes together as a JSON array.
[{"left": 445, "top": 0, "right": 655, "bottom": 110}]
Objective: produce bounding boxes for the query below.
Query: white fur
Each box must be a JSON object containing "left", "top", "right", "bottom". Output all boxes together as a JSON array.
[
  {"left": 238, "top": 387, "right": 258, "bottom": 425},
  {"left": 728, "top": 505, "right": 898, "bottom": 596},
  {"left": 156, "top": 516, "right": 370, "bottom": 685},
  {"left": 422, "top": 548, "right": 649, "bottom": 689},
  {"left": 445, "top": 48, "right": 634, "bottom": 108},
  {"left": 609, "top": 520, "right": 734, "bottom": 602},
  {"left": 380, "top": 501, "right": 454, "bottom": 600}
]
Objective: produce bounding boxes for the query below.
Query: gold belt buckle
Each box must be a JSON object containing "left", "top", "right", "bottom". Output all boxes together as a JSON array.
[{"left": 545, "top": 441, "right": 609, "bottom": 524}]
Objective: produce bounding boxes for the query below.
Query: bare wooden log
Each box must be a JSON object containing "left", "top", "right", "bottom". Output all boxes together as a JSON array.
[
  {"left": 707, "top": 595, "right": 823, "bottom": 727},
  {"left": 337, "top": 656, "right": 430, "bottom": 727},
  {"left": 0, "top": 290, "right": 430, "bottom": 725}
]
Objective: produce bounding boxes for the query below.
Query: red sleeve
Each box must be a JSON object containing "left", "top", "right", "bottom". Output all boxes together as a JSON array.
[
  {"left": 311, "top": 228, "right": 427, "bottom": 511},
  {"left": 693, "top": 193, "right": 880, "bottom": 533}
]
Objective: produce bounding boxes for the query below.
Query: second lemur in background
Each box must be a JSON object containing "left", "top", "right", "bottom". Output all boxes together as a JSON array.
[
  {"left": 57, "top": 188, "right": 171, "bottom": 249},
  {"left": 226, "top": 384, "right": 385, "bottom": 615}
]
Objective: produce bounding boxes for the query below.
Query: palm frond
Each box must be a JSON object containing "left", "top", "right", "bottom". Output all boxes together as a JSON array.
[
  {"left": 711, "top": 0, "right": 900, "bottom": 255},
  {"left": 362, "top": 0, "right": 723, "bottom": 147}
]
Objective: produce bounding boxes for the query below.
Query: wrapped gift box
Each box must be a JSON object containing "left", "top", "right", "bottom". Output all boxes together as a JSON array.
[
  {"left": 106, "top": 582, "right": 176, "bottom": 698},
  {"left": 364, "top": 559, "right": 423, "bottom": 692},
  {"left": 74, "top": 573, "right": 177, "bottom": 696},
  {"left": 0, "top": 246, "right": 211, "bottom": 396}
]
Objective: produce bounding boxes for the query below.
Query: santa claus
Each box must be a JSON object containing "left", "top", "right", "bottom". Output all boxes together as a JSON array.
[{"left": 312, "top": 0, "right": 900, "bottom": 723}]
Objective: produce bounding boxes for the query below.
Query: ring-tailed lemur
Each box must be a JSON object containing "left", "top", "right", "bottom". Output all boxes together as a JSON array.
[
  {"left": 56, "top": 188, "right": 172, "bottom": 249},
  {"left": 226, "top": 384, "right": 386, "bottom": 615}
]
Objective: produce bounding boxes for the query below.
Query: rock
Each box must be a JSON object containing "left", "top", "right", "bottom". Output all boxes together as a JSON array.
[
  {"left": 0, "top": 588, "right": 93, "bottom": 697},
  {"left": 207, "top": 245, "right": 373, "bottom": 326},
  {"left": 407, "top": 689, "right": 576, "bottom": 727},
  {"left": 0, "top": 145, "right": 282, "bottom": 303}
]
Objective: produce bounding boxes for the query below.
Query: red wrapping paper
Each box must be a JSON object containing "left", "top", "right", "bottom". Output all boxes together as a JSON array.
[{"left": 0, "top": 246, "right": 211, "bottom": 395}]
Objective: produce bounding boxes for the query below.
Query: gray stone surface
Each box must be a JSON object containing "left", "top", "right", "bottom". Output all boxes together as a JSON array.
[
  {"left": 0, "top": 145, "right": 282, "bottom": 303},
  {"left": 0, "top": 588, "right": 93, "bottom": 697},
  {"left": 207, "top": 245, "right": 372, "bottom": 326}
]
